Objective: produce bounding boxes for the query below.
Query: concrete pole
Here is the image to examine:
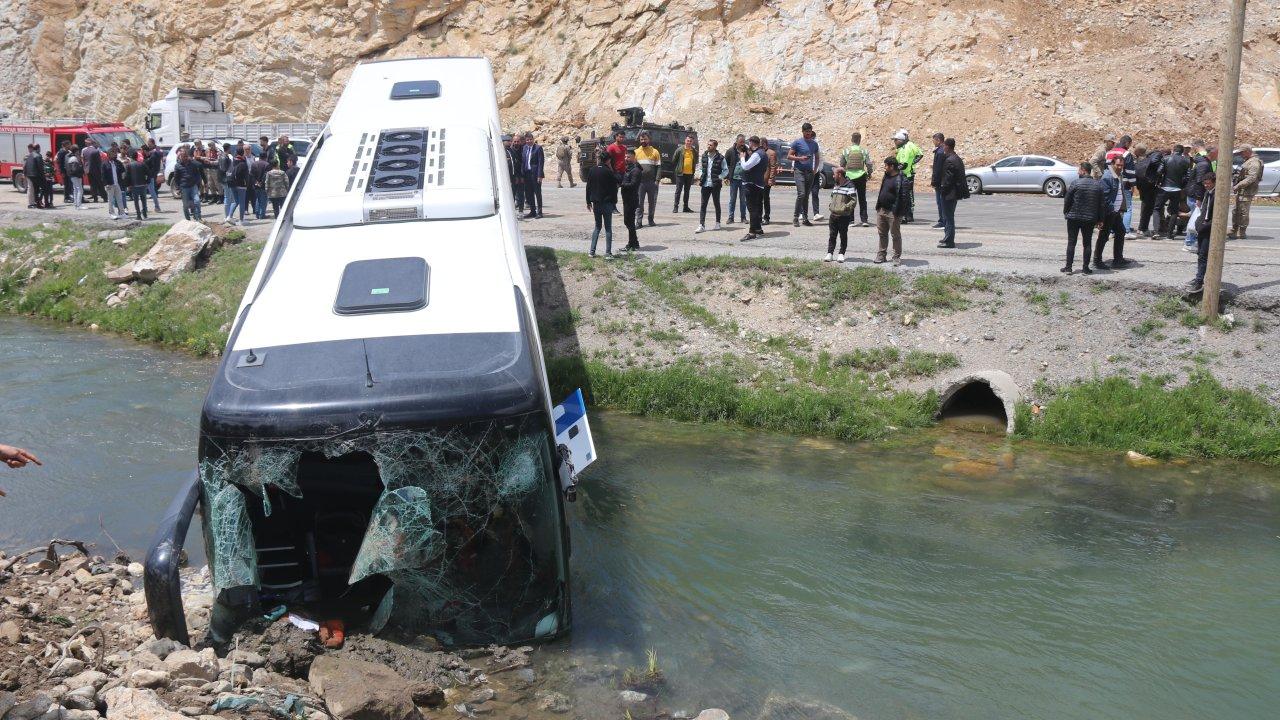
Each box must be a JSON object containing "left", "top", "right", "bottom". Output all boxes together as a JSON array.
[{"left": 1202, "top": 0, "right": 1248, "bottom": 319}]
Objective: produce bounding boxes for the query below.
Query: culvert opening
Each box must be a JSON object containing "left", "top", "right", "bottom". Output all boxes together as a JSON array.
[{"left": 938, "top": 380, "right": 1008, "bottom": 432}]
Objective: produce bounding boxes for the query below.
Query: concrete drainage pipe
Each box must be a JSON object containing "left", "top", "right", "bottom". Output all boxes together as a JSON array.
[{"left": 936, "top": 370, "right": 1021, "bottom": 435}]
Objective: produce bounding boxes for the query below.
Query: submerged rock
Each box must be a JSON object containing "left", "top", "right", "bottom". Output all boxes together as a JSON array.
[
  {"left": 758, "top": 693, "right": 858, "bottom": 720},
  {"left": 1124, "top": 450, "right": 1161, "bottom": 468}
]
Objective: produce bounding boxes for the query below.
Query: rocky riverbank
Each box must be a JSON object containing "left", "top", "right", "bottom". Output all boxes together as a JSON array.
[{"left": 0, "top": 541, "right": 766, "bottom": 720}]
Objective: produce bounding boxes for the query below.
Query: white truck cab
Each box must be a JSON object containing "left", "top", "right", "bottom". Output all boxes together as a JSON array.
[{"left": 144, "top": 89, "right": 230, "bottom": 148}]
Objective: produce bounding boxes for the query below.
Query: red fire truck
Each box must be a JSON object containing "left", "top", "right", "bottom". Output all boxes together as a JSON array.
[{"left": 0, "top": 119, "right": 145, "bottom": 192}]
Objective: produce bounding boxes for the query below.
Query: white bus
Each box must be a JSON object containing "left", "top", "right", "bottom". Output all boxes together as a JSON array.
[{"left": 144, "top": 58, "right": 592, "bottom": 648}]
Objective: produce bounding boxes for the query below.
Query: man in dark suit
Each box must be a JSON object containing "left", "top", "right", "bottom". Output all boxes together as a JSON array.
[
  {"left": 937, "top": 137, "right": 968, "bottom": 249},
  {"left": 520, "top": 131, "right": 545, "bottom": 219}
]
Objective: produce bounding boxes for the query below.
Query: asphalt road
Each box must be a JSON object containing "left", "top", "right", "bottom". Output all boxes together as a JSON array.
[
  {"left": 3, "top": 182, "right": 1278, "bottom": 301},
  {"left": 520, "top": 183, "right": 1280, "bottom": 301}
]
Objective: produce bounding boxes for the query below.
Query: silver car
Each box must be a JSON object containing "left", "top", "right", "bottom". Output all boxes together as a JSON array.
[
  {"left": 966, "top": 154, "right": 1078, "bottom": 198},
  {"left": 1231, "top": 148, "right": 1280, "bottom": 197}
]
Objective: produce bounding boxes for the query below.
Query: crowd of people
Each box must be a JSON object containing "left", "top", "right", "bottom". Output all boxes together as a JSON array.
[
  {"left": 22, "top": 135, "right": 301, "bottom": 226},
  {"left": 1068, "top": 134, "right": 1266, "bottom": 291},
  {"left": 513, "top": 123, "right": 970, "bottom": 261},
  {"left": 26, "top": 138, "right": 166, "bottom": 219},
  {"left": 22, "top": 124, "right": 1266, "bottom": 294}
]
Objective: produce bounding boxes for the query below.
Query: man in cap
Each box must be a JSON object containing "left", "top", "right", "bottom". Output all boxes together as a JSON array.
[
  {"left": 1092, "top": 134, "right": 1115, "bottom": 180},
  {"left": 892, "top": 129, "right": 923, "bottom": 223},
  {"left": 555, "top": 137, "right": 576, "bottom": 188},
  {"left": 787, "top": 122, "right": 820, "bottom": 226}
]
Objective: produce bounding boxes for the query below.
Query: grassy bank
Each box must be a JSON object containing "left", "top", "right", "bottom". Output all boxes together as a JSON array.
[
  {"left": 1, "top": 221, "right": 258, "bottom": 354},
  {"left": 1018, "top": 372, "right": 1280, "bottom": 464},
  {"left": 3, "top": 221, "right": 1278, "bottom": 462}
]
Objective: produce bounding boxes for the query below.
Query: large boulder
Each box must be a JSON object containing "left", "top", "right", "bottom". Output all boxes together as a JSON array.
[
  {"left": 104, "top": 687, "right": 188, "bottom": 720},
  {"left": 309, "top": 655, "right": 422, "bottom": 720},
  {"left": 104, "top": 262, "right": 135, "bottom": 283},
  {"left": 134, "top": 221, "right": 219, "bottom": 284}
]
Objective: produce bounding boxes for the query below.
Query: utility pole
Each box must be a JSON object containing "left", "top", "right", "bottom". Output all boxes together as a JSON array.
[{"left": 1202, "top": 0, "right": 1248, "bottom": 319}]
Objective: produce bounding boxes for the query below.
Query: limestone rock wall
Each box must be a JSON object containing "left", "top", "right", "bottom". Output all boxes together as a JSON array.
[{"left": 3, "top": 0, "right": 1279, "bottom": 162}]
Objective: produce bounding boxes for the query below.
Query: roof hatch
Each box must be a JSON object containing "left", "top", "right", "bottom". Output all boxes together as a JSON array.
[
  {"left": 333, "top": 257, "right": 429, "bottom": 315},
  {"left": 390, "top": 80, "right": 441, "bottom": 99}
]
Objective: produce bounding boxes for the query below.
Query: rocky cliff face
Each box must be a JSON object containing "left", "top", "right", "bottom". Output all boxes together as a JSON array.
[{"left": 3, "top": 0, "right": 1279, "bottom": 161}]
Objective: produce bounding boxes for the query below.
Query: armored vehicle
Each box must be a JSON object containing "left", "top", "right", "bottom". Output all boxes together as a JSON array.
[{"left": 577, "top": 107, "right": 698, "bottom": 180}]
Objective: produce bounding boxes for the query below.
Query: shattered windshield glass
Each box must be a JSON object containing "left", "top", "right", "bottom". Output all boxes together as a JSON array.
[{"left": 198, "top": 413, "right": 567, "bottom": 646}]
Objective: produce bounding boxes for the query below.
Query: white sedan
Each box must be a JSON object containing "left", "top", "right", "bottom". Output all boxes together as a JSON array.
[{"left": 966, "top": 155, "right": 1078, "bottom": 198}]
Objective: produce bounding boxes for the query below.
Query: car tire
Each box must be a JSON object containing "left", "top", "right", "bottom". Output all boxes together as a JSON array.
[
  {"left": 965, "top": 175, "right": 982, "bottom": 196},
  {"left": 1043, "top": 177, "right": 1066, "bottom": 198},
  {"left": 12, "top": 171, "right": 27, "bottom": 193}
]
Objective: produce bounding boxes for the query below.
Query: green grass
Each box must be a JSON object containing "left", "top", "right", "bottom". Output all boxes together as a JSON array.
[
  {"left": 546, "top": 356, "right": 936, "bottom": 442},
  {"left": 1132, "top": 318, "right": 1165, "bottom": 338},
  {"left": 1017, "top": 372, "right": 1280, "bottom": 464},
  {"left": 646, "top": 328, "right": 684, "bottom": 343},
  {"left": 1153, "top": 295, "right": 1185, "bottom": 319},
  {"left": 1, "top": 222, "right": 259, "bottom": 355},
  {"left": 538, "top": 309, "right": 580, "bottom": 343},
  {"left": 831, "top": 347, "right": 959, "bottom": 378},
  {"left": 1025, "top": 290, "right": 1051, "bottom": 315},
  {"left": 911, "top": 273, "right": 985, "bottom": 311}
]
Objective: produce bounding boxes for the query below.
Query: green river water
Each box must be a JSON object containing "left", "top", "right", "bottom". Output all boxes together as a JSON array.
[{"left": 1, "top": 317, "right": 1277, "bottom": 719}]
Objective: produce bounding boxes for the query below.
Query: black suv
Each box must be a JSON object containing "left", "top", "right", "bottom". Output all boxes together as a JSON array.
[{"left": 577, "top": 107, "right": 698, "bottom": 181}]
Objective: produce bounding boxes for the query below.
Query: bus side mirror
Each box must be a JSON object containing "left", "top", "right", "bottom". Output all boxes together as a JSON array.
[
  {"left": 553, "top": 389, "right": 595, "bottom": 502},
  {"left": 144, "top": 115, "right": 155, "bottom": 131}
]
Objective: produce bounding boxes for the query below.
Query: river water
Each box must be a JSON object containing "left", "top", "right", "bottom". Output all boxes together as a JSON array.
[{"left": 2, "top": 317, "right": 1278, "bottom": 719}]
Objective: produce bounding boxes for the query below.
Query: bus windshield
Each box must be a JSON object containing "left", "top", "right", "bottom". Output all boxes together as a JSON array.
[{"left": 199, "top": 412, "right": 567, "bottom": 646}]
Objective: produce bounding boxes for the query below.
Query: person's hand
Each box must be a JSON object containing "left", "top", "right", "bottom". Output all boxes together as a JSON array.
[
  {"left": 586, "top": 201, "right": 592, "bottom": 210},
  {"left": 0, "top": 444, "right": 41, "bottom": 469}
]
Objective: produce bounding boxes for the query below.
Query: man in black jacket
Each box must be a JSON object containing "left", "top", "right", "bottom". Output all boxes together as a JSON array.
[
  {"left": 23, "top": 145, "right": 45, "bottom": 208},
  {"left": 1154, "top": 144, "right": 1190, "bottom": 238},
  {"left": 1183, "top": 148, "right": 1213, "bottom": 252},
  {"left": 875, "top": 157, "right": 908, "bottom": 265},
  {"left": 506, "top": 134, "right": 525, "bottom": 214},
  {"left": 1186, "top": 171, "right": 1216, "bottom": 292},
  {"left": 1061, "top": 162, "right": 1105, "bottom": 274},
  {"left": 929, "top": 132, "right": 946, "bottom": 228},
  {"left": 56, "top": 141, "right": 72, "bottom": 203},
  {"left": 126, "top": 154, "right": 151, "bottom": 220},
  {"left": 145, "top": 140, "right": 164, "bottom": 213},
  {"left": 937, "top": 138, "right": 967, "bottom": 249},
  {"left": 172, "top": 148, "right": 206, "bottom": 221},
  {"left": 584, "top": 151, "right": 620, "bottom": 258},
  {"left": 620, "top": 150, "right": 641, "bottom": 250},
  {"left": 83, "top": 141, "right": 105, "bottom": 203}
]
